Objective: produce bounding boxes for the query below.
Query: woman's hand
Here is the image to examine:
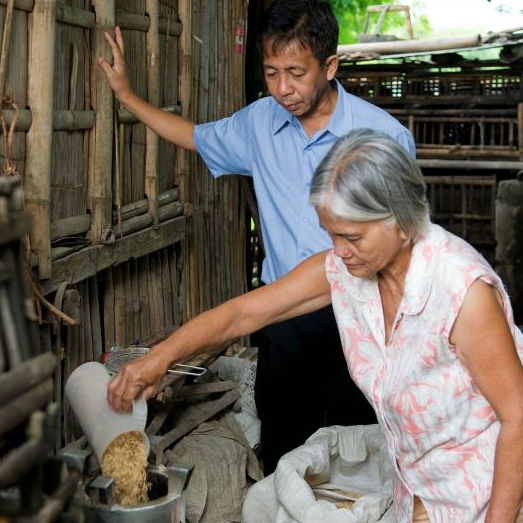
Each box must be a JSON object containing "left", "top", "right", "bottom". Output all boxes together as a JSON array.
[
  {"left": 107, "top": 347, "right": 170, "bottom": 412},
  {"left": 97, "top": 26, "right": 133, "bottom": 104}
]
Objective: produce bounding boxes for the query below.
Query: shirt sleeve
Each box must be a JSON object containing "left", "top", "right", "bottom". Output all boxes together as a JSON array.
[
  {"left": 193, "top": 105, "right": 253, "bottom": 177},
  {"left": 395, "top": 129, "right": 417, "bottom": 158}
]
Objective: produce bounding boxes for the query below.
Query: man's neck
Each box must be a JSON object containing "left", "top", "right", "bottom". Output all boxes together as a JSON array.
[{"left": 299, "top": 82, "right": 338, "bottom": 139}]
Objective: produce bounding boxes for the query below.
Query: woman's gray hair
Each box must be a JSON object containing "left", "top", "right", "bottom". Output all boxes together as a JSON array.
[{"left": 310, "top": 128, "right": 430, "bottom": 242}]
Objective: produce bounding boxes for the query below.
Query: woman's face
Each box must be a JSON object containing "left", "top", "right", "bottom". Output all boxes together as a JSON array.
[{"left": 317, "top": 209, "right": 409, "bottom": 279}]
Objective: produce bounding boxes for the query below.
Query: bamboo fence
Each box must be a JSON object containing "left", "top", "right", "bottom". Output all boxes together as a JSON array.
[{"left": 0, "top": 0, "right": 248, "bottom": 448}]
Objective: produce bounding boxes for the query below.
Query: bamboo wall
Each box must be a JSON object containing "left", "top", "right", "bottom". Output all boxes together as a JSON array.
[{"left": 0, "top": 0, "right": 248, "bottom": 448}]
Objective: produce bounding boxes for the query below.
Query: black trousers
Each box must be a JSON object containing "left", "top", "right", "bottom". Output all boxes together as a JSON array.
[{"left": 254, "top": 305, "right": 377, "bottom": 475}]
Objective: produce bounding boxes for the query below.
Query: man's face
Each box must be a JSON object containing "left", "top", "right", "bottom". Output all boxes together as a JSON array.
[{"left": 262, "top": 40, "right": 338, "bottom": 119}]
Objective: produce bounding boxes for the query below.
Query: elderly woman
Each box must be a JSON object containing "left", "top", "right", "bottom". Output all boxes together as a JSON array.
[{"left": 107, "top": 129, "right": 523, "bottom": 523}]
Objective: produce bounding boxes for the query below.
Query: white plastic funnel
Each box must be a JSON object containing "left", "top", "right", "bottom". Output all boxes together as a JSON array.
[{"left": 65, "top": 361, "right": 149, "bottom": 463}]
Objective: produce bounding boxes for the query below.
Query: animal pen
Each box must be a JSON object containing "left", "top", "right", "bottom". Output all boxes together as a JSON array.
[
  {"left": 336, "top": 29, "right": 523, "bottom": 318},
  {"left": 0, "top": 0, "right": 250, "bottom": 520}
]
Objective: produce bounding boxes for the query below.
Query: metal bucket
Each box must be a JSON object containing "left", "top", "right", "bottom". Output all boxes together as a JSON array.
[{"left": 84, "top": 463, "right": 193, "bottom": 523}]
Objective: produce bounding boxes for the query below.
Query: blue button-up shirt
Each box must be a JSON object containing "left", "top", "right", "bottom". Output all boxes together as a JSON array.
[{"left": 194, "top": 80, "right": 415, "bottom": 284}]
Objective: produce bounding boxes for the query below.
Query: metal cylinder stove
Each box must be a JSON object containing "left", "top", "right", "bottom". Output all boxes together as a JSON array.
[{"left": 61, "top": 443, "right": 193, "bottom": 523}]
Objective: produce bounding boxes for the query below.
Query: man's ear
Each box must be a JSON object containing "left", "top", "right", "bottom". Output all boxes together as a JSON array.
[{"left": 325, "top": 54, "right": 339, "bottom": 81}]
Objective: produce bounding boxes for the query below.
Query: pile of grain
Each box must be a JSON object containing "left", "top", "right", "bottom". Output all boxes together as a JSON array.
[{"left": 101, "top": 430, "right": 150, "bottom": 506}]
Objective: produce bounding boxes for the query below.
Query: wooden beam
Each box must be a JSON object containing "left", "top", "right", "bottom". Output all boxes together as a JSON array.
[
  {"left": 40, "top": 216, "right": 187, "bottom": 296},
  {"left": 418, "top": 159, "right": 523, "bottom": 170}
]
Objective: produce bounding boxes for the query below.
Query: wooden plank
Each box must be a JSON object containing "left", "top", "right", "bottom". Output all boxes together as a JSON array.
[{"left": 40, "top": 215, "right": 186, "bottom": 296}]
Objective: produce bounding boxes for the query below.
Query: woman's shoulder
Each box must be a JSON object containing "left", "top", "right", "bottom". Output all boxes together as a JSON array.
[{"left": 420, "top": 224, "right": 499, "bottom": 288}]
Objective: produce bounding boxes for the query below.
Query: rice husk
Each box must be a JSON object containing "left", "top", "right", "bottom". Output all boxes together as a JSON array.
[
  {"left": 336, "top": 500, "right": 355, "bottom": 509},
  {"left": 101, "top": 430, "right": 150, "bottom": 506}
]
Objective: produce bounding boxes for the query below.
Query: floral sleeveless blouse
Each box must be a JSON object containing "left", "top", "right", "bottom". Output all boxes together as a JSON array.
[{"left": 325, "top": 223, "right": 523, "bottom": 523}]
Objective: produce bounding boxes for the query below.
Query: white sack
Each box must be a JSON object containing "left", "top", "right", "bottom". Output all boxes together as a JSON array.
[{"left": 242, "top": 424, "right": 396, "bottom": 523}]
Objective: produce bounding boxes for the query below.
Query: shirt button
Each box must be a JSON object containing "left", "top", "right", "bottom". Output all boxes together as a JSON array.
[{"left": 302, "top": 217, "right": 309, "bottom": 222}]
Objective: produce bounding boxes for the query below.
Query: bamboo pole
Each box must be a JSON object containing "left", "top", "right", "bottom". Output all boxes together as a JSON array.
[
  {"left": 0, "top": 109, "right": 96, "bottom": 132},
  {"left": 337, "top": 34, "right": 482, "bottom": 58},
  {"left": 113, "top": 187, "right": 180, "bottom": 222},
  {"left": 0, "top": 0, "right": 32, "bottom": 12},
  {"left": 25, "top": 0, "right": 57, "bottom": 279},
  {"left": 89, "top": 0, "right": 114, "bottom": 245},
  {"left": 0, "top": 0, "right": 15, "bottom": 101},
  {"left": 114, "top": 201, "right": 183, "bottom": 236},
  {"left": 418, "top": 159, "right": 523, "bottom": 170},
  {"left": 145, "top": 0, "right": 159, "bottom": 226},
  {"left": 115, "top": 11, "right": 182, "bottom": 36},
  {"left": 177, "top": 0, "right": 193, "bottom": 320}
]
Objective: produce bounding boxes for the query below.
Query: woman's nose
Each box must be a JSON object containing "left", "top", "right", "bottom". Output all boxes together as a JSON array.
[{"left": 333, "top": 238, "right": 352, "bottom": 258}]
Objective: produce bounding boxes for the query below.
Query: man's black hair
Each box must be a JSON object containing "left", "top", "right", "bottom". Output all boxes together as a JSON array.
[{"left": 257, "top": 0, "right": 339, "bottom": 65}]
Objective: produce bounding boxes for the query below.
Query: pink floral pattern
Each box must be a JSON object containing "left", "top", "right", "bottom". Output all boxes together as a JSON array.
[{"left": 325, "top": 223, "right": 523, "bottom": 523}]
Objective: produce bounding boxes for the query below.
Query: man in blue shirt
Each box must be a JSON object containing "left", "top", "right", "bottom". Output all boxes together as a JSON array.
[{"left": 99, "top": 0, "right": 415, "bottom": 474}]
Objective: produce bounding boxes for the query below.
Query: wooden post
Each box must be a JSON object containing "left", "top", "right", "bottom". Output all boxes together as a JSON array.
[
  {"left": 25, "top": 0, "right": 57, "bottom": 279},
  {"left": 89, "top": 0, "right": 115, "bottom": 244},
  {"left": 145, "top": 0, "right": 159, "bottom": 226}
]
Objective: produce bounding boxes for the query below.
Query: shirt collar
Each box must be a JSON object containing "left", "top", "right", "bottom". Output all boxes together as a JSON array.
[{"left": 271, "top": 80, "right": 352, "bottom": 137}]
